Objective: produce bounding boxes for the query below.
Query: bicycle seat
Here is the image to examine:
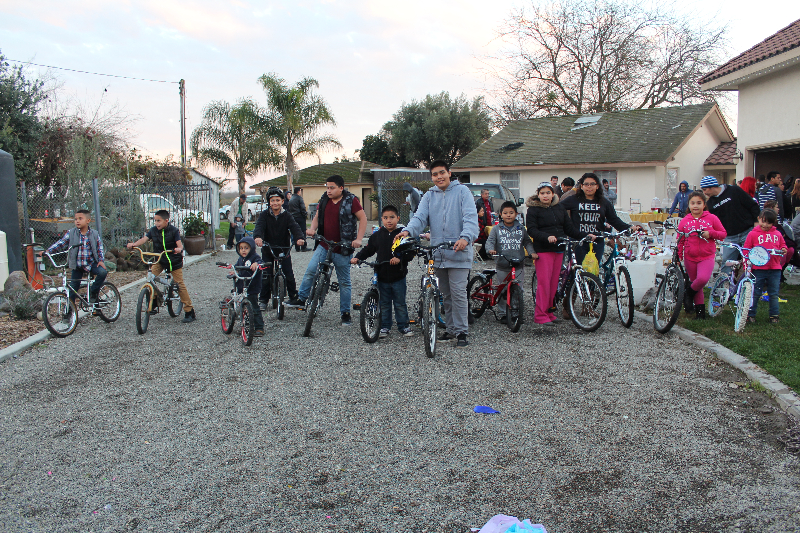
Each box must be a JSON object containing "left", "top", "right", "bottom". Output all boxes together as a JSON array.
[{"left": 481, "top": 268, "right": 496, "bottom": 275}]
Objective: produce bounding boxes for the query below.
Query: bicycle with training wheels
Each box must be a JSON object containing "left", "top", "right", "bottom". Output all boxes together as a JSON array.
[
  {"left": 410, "top": 241, "right": 455, "bottom": 358},
  {"left": 467, "top": 252, "right": 525, "bottom": 332},
  {"left": 530, "top": 236, "right": 608, "bottom": 331},
  {"left": 260, "top": 242, "right": 292, "bottom": 320},
  {"left": 598, "top": 229, "right": 639, "bottom": 328},
  {"left": 302, "top": 234, "right": 353, "bottom": 337},
  {"left": 351, "top": 259, "right": 393, "bottom": 343},
  {"left": 216, "top": 261, "right": 268, "bottom": 346},
  {"left": 129, "top": 247, "right": 185, "bottom": 334},
  {"left": 40, "top": 249, "right": 122, "bottom": 337}
]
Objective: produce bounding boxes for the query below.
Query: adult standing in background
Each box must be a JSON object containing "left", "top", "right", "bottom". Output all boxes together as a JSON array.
[
  {"left": 559, "top": 177, "right": 576, "bottom": 200},
  {"left": 286, "top": 187, "right": 308, "bottom": 251},
  {"left": 701, "top": 176, "right": 760, "bottom": 275},
  {"left": 227, "top": 194, "right": 248, "bottom": 249},
  {"left": 740, "top": 176, "right": 757, "bottom": 199},
  {"left": 550, "top": 176, "right": 563, "bottom": 197},
  {"left": 789, "top": 178, "right": 800, "bottom": 220},
  {"left": 475, "top": 188, "right": 493, "bottom": 228},
  {"left": 668, "top": 181, "right": 691, "bottom": 217},
  {"left": 602, "top": 179, "right": 617, "bottom": 204},
  {"left": 757, "top": 171, "right": 785, "bottom": 222}
]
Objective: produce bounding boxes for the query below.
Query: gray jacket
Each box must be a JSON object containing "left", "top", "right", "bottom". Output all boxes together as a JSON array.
[
  {"left": 485, "top": 221, "right": 535, "bottom": 269},
  {"left": 228, "top": 199, "right": 249, "bottom": 225},
  {"left": 404, "top": 180, "right": 479, "bottom": 269}
]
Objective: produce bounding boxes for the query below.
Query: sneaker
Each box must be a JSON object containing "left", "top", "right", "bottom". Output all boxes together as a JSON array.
[
  {"left": 341, "top": 312, "right": 352, "bottom": 326},
  {"left": 400, "top": 327, "right": 414, "bottom": 337},
  {"left": 259, "top": 300, "right": 268, "bottom": 311},
  {"left": 498, "top": 315, "right": 508, "bottom": 324},
  {"left": 561, "top": 305, "right": 571, "bottom": 320},
  {"left": 285, "top": 297, "right": 305, "bottom": 308},
  {"left": 182, "top": 310, "right": 196, "bottom": 323},
  {"left": 439, "top": 332, "right": 457, "bottom": 341},
  {"left": 769, "top": 316, "right": 779, "bottom": 324},
  {"left": 254, "top": 329, "right": 265, "bottom": 337},
  {"left": 456, "top": 333, "right": 469, "bottom": 347},
  {"left": 746, "top": 316, "right": 756, "bottom": 324},
  {"left": 379, "top": 328, "right": 389, "bottom": 338}
]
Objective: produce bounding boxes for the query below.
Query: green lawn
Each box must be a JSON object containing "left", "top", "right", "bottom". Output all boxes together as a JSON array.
[{"left": 677, "top": 282, "right": 800, "bottom": 393}]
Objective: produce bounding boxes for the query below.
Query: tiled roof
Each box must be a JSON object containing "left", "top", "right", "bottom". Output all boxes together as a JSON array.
[
  {"left": 453, "top": 103, "right": 716, "bottom": 169},
  {"left": 699, "top": 19, "right": 800, "bottom": 84},
  {"left": 253, "top": 161, "right": 383, "bottom": 189},
  {"left": 704, "top": 141, "right": 738, "bottom": 165}
]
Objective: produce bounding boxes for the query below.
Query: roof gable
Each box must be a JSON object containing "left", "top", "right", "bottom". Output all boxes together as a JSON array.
[
  {"left": 253, "top": 161, "right": 383, "bottom": 189},
  {"left": 704, "top": 141, "right": 738, "bottom": 166}
]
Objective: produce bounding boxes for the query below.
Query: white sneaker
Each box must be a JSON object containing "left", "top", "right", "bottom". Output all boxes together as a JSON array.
[
  {"left": 379, "top": 328, "right": 389, "bottom": 338},
  {"left": 400, "top": 327, "right": 413, "bottom": 337}
]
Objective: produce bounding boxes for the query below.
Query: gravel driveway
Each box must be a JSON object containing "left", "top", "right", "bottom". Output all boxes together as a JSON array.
[{"left": 1, "top": 250, "right": 799, "bottom": 532}]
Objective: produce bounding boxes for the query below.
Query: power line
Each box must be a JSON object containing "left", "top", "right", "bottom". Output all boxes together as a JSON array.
[{"left": 5, "top": 58, "right": 178, "bottom": 84}]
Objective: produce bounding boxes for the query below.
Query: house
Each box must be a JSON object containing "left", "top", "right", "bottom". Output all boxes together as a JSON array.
[
  {"left": 189, "top": 168, "right": 223, "bottom": 230},
  {"left": 699, "top": 19, "right": 800, "bottom": 180},
  {"left": 252, "top": 161, "right": 383, "bottom": 219},
  {"left": 452, "top": 103, "right": 734, "bottom": 212}
]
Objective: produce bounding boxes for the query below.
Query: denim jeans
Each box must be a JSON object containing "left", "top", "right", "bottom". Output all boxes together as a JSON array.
[
  {"left": 297, "top": 245, "right": 352, "bottom": 313},
  {"left": 69, "top": 265, "right": 107, "bottom": 301},
  {"left": 721, "top": 229, "right": 753, "bottom": 275},
  {"left": 260, "top": 253, "right": 298, "bottom": 302},
  {"left": 377, "top": 278, "right": 409, "bottom": 331},
  {"left": 247, "top": 292, "right": 265, "bottom": 330},
  {"left": 749, "top": 269, "right": 781, "bottom": 318}
]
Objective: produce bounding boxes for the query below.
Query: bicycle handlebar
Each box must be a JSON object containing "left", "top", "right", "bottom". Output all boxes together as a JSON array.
[
  {"left": 354, "top": 259, "right": 394, "bottom": 268},
  {"left": 312, "top": 234, "right": 354, "bottom": 253},
  {"left": 129, "top": 247, "right": 174, "bottom": 265}
]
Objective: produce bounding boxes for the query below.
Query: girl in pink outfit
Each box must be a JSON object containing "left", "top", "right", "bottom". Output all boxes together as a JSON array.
[{"left": 677, "top": 191, "right": 727, "bottom": 319}]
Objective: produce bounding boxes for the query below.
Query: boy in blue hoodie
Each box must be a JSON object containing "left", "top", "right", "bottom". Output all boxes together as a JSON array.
[{"left": 235, "top": 236, "right": 265, "bottom": 336}]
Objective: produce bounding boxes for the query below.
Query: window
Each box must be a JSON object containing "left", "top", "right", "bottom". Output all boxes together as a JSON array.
[
  {"left": 593, "top": 170, "right": 617, "bottom": 201},
  {"left": 666, "top": 168, "right": 679, "bottom": 202},
  {"left": 500, "top": 172, "right": 520, "bottom": 199}
]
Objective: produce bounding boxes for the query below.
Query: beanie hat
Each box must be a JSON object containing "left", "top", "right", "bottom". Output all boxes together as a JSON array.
[
  {"left": 700, "top": 176, "right": 720, "bottom": 189},
  {"left": 537, "top": 182, "right": 555, "bottom": 193}
]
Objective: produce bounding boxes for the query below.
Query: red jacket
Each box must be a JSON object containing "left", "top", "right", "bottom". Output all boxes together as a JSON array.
[
  {"left": 744, "top": 226, "right": 786, "bottom": 270},
  {"left": 677, "top": 211, "right": 726, "bottom": 262}
]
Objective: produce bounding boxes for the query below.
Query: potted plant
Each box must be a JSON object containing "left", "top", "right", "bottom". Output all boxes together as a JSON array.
[{"left": 182, "top": 212, "right": 207, "bottom": 255}]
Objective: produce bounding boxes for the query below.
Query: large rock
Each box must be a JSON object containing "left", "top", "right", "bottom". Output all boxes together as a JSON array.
[{"left": 3, "top": 271, "right": 31, "bottom": 294}]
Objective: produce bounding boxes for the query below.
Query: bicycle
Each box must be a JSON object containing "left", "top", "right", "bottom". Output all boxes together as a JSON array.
[
  {"left": 410, "top": 240, "right": 456, "bottom": 358},
  {"left": 260, "top": 242, "right": 292, "bottom": 320},
  {"left": 598, "top": 230, "right": 638, "bottom": 328},
  {"left": 467, "top": 252, "right": 525, "bottom": 332},
  {"left": 530, "top": 236, "right": 608, "bottom": 331},
  {"left": 216, "top": 261, "right": 268, "bottom": 346},
  {"left": 351, "top": 259, "right": 393, "bottom": 343},
  {"left": 129, "top": 247, "right": 185, "bottom": 334},
  {"left": 40, "top": 249, "right": 122, "bottom": 337},
  {"left": 302, "top": 235, "right": 354, "bottom": 338}
]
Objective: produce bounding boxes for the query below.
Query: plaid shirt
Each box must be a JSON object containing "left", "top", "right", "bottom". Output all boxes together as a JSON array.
[{"left": 47, "top": 229, "right": 105, "bottom": 271}]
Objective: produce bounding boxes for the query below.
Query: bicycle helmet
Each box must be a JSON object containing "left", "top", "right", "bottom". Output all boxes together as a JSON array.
[
  {"left": 391, "top": 236, "right": 416, "bottom": 256},
  {"left": 267, "top": 187, "right": 285, "bottom": 200}
]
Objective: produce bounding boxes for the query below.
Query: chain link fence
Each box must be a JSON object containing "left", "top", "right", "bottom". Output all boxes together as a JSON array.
[{"left": 374, "top": 178, "right": 433, "bottom": 226}]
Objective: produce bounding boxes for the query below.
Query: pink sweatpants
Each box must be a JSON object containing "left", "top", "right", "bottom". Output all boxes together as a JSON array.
[
  {"left": 685, "top": 257, "right": 715, "bottom": 304},
  {"left": 534, "top": 252, "right": 563, "bottom": 324}
]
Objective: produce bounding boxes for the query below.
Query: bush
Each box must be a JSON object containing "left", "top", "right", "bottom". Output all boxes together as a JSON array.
[{"left": 5, "top": 286, "right": 42, "bottom": 319}]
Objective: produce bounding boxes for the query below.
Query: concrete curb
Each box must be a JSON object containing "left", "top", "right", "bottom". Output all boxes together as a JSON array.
[
  {"left": 0, "top": 252, "right": 217, "bottom": 364},
  {"left": 635, "top": 310, "right": 800, "bottom": 421}
]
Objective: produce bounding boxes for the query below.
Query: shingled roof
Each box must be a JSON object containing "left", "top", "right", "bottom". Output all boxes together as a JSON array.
[
  {"left": 699, "top": 19, "right": 800, "bottom": 85},
  {"left": 453, "top": 103, "right": 718, "bottom": 169},
  {"left": 253, "top": 161, "right": 383, "bottom": 189},
  {"left": 704, "top": 141, "right": 738, "bottom": 166}
]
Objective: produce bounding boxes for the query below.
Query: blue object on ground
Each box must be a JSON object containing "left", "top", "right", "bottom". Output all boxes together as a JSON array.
[{"left": 474, "top": 406, "right": 500, "bottom": 414}]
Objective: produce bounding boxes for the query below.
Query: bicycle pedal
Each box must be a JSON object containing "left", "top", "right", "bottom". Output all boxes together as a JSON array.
[
  {"left": 330, "top": 282, "right": 339, "bottom": 292},
  {"left": 352, "top": 303, "right": 362, "bottom": 310}
]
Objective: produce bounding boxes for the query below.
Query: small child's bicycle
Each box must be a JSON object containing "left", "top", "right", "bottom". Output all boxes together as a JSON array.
[
  {"left": 40, "top": 249, "right": 122, "bottom": 337},
  {"left": 260, "top": 242, "right": 292, "bottom": 320},
  {"left": 129, "top": 247, "right": 184, "bottom": 334},
  {"left": 216, "top": 261, "right": 267, "bottom": 346},
  {"left": 467, "top": 252, "right": 525, "bottom": 332},
  {"left": 352, "top": 259, "right": 392, "bottom": 343}
]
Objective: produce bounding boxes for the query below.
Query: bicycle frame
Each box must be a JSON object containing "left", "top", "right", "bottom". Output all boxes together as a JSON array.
[
  {"left": 43, "top": 250, "right": 97, "bottom": 306},
  {"left": 130, "top": 247, "right": 178, "bottom": 312},
  {"left": 471, "top": 259, "right": 519, "bottom": 309}
]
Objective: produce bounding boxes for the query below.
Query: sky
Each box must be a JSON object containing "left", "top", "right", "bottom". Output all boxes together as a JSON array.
[{"left": 2, "top": 0, "right": 799, "bottom": 190}]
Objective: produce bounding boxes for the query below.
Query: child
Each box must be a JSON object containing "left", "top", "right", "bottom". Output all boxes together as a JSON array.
[
  {"left": 234, "top": 236, "right": 265, "bottom": 337},
  {"left": 45, "top": 209, "right": 107, "bottom": 313},
  {"left": 745, "top": 209, "right": 788, "bottom": 324},
  {"left": 525, "top": 182, "right": 588, "bottom": 325},
  {"left": 486, "top": 201, "right": 537, "bottom": 324},
  {"left": 351, "top": 205, "right": 416, "bottom": 337},
  {"left": 127, "top": 209, "right": 196, "bottom": 323},
  {"left": 475, "top": 204, "right": 489, "bottom": 260},
  {"left": 677, "top": 191, "right": 727, "bottom": 319},
  {"left": 763, "top": 200, "right": 796, "bottom": 277},
  {"left": 253, "top": 188, "right": 305, "bottom": 311}
]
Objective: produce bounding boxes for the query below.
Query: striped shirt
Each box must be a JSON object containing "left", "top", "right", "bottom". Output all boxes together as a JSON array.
[{"left": 47, "top": 229, "right": 105, "bottom": 271}]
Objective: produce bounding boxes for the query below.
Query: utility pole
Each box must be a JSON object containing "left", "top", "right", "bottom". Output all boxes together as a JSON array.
[{"left": 179, "top": 79, "right": 186, "bottom": 167}]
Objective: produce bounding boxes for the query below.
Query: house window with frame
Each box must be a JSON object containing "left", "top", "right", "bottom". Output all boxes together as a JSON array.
[{"left": 500, "top": 172, "right": 520, "bottom": 200}]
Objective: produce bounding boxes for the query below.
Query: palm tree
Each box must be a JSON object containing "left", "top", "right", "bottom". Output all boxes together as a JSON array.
[
  {"left": 258, "top": 73, "right": 341, "bottom": 192},
  {"left": 189, "top": 98, "right": 280, "bottom": 195}
]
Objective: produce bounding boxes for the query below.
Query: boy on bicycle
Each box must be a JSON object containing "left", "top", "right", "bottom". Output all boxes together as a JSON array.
[
  {"left": 127, "top": 209, "right": 196, "bottom": 323},
  {"left": 45, "top": 209, "right": 107, "bottom": 314},
  {"left": 253, "top": 188, "right": 306, "bottom": 311},
  {"left": 235, "top": 236, "right": 265, "bottom": 337},
  {"left": 350, "top": 205, "right": 416, "bottom": 338},
  {"left": 486, "top": 201, "right": 537, "bottom": 324}
]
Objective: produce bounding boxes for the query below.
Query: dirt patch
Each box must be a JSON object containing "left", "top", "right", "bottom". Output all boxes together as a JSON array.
[{"left": 0, "top": 315, "right": 43, "bottom": 350}]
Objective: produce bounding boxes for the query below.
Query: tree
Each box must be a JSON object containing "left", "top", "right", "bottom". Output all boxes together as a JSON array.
[
  {"left": 489, "top": 0, "right": 728, "bottom": 124},
  {"left": 382, "top": 92, "right": 491, "bottom": 168},
  {"left": 357, "top": 134, "right": 411, "bottom": 168},
  {"left": 190, "top": 98, "right": 280, "bottom": 195},
  {"left": 258, "top": 73, "right": 341, "bottom": 191}
]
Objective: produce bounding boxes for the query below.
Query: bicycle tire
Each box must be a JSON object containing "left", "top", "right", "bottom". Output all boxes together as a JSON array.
[
  {"left": 220, "top": 297, "right": 235, "bottom": 334},
  {"left": 508, "top": 282, "right": 524, "bottom": 332},
  {"left": 240, "top": 300, "right": 255, "bottom": 346},
  {"left": 734, "top": 278, "right": 753, "bottom": 333},
  {"left": 568, "top": 272, "right": 607, "bottom": 332},
  {"left": 274, "top": 273, "right": 286, "bottom": 320},
  {"left": 135, "top": 285, "right": 152, "bottom": 335},
  {"left": 42, "top": 291, "right": 78, "bottom": 338},
  {"left": 303, "top": 272, "right": 328, "bottom": 337},
  {"left": 467, "top": 274, "right": 489, "bottom": 319},
  {"left": 422, "top": 285, "right": 439, "bottom": 358},
  {"left": 530, "top": 268, "right": 537, "bottom": 303},
  {"left": 97, "top": 282, "right": 122, "bottom": 323},
  {"left": 653, "top": 265, "right": 684, "bottom": 334},
  {"left": 615, "top": 266, "right": 635, "bottom": 328},
  {"left": 359, "top": 290, "right": 381, "bottom": 343},
  {"left": 708, "top": 275, "right": 731, "bottom": 318},
  {"left": 166, "top": 282, "right": 183, "bottom": 317}
]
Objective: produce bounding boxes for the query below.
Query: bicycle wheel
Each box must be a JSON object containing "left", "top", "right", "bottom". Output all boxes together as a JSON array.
[
  {"left": 167, "top": 282, "right": 183, "bottom": 317},
  {"left": 135, "top": 285, "right": 152, "bottom": 335},
  {"left": 43, "top": 292, "right": 78, "bottom": 338},
  {"left": 467, "top": 274, "right": 489, "bottom": 319},
  {"left": 615, "top": 266, "right": 635, "bottom": 328},
  {"left": 359, "top": 290, "right": 381, "bottom": 343},
  {"left": 734, "top": 278, "right": 754, "bottom": 333},
  {"left": 220, "top": 297, "right": 235, "bottom": 334},
  {"left": 508, "top": 282, "right": 524, "bottom": 332},
  {"left": 708, "top": 275, "right": 731, "bottom": 318},
  {"left": 530, "top": 268, "right": 537, "bottom": 303},
  {"left": 422, "top": 285, "right": 439, "bottom": 358},
  {"left": 303, "top": 273, "right": 328, "bottom": 337},
  {"left": 274, "top": 273, "right": 286, "bottom": 320},
  {"left": 240, "top": 300, "right": 255, "bottom": 346},
  {"left": 653, "top": 265, "right": 684, "bottom": 334},
  {"left": 96, "top": 282, "right": 122, "bottom": 323},
  {"left": 568, "top": 272, "right": 607, "bottom": 332}
]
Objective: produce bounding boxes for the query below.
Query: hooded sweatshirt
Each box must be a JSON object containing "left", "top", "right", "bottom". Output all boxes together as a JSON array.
[
  {"left": 525, "top": 194, "right": 586, "bottom": 253},
  {"left": 234, "top": 236, "right": 264, "bottom": 296},
  {"left": 677, "top": 211, "right": 727, "bottom": 262},
  {"left": 485, "top": 221, "right": 535, "bottom": 269},
  {"left": 404, "top": 179, "right": 479, "bottom": 269},
  {"left": 354, "top": 226, "right": 416, "bottom": 283},
  {"left": 707, "top": 185, "right": 760, "bottom": 236},
  {"left": 669, "top": 181, "right": 692, "bottom": 215},
  {"left": 744, "top": 226, "right": 787, "bottom": 270}
]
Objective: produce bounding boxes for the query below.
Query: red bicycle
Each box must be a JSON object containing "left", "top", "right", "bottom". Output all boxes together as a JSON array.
[{"left": 467, "top": 252, "right": 525, "bottom": 332}]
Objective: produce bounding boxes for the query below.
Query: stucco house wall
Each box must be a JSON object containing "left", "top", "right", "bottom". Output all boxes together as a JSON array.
[{"left": 670, "top": 121, "right": 727, "bottom": 190}]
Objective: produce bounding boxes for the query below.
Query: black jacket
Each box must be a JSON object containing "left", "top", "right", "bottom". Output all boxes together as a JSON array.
[
  {"left": 559, "top": 195, "right": 630, "bottom": 234},
  {"left": 525, "top": 195, "right": 586, "bottom": 253},
  {"left": 286, "top": 194, "right": 307, "bottom": 220},
  {"left": 253, "top": 208, "right": 304, "bottom": 257},
  {"left": 234, "top": 236, "right": 263, "bottom": 296},
  {"left": 354, "top": 227, "right": 416, "bottom": 283},
  {"left": 707, "top": 185, "right": 760, "bottom": 235},
  {"left": 145, "top": 224, "right": 183, "bottom": 271}
]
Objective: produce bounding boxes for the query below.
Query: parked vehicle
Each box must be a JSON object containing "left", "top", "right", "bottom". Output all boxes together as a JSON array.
[
  {"left": 139, "top": 194, "right": 210, "bottom": 230},
  {"left": 220, "top": 195, "right": 267, "bottom": 221},
  {"left": 465, "top": 183, "right": 524, "bottom": 224}
]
